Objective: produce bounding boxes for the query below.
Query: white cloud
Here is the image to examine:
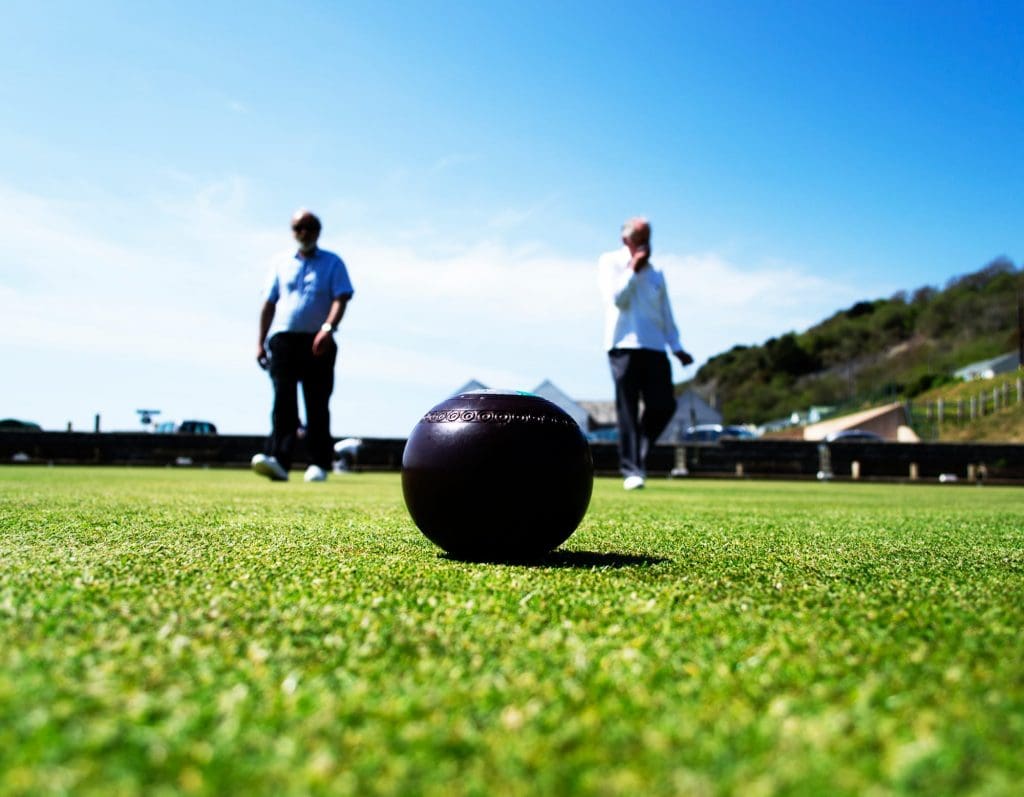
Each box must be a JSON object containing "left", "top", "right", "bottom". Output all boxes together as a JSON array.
[
  {"left": 662, "top": 252, "right": 870, "bottom": 357},
  {"left": 0, "top": 178, "right": 885, "bottom": 435}
]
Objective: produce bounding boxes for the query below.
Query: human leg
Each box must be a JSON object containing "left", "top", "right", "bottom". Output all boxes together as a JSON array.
[
  {"left": 609, "top": 350, "right": 643, "bottom": 478},
  {"left": 302, "top": 338, "right": 337, "bottom": 471},
  {"left": 267, "top": 333, "right": 303, "bottom": 471},
  {"left": 637, "top": 350, "right": 677, "bottom": 467}
]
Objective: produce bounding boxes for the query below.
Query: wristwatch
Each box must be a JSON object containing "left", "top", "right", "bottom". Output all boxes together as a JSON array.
[{"left": 320, "top": 322, "right": 336, "bottom": 334}]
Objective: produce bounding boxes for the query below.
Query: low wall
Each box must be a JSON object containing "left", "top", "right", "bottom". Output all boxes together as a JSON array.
[
  {"left": 0, "top": 431, "right": 406, "bottom": 471},
  {"left": 819, "top": 440, "right": 1024, "bottom": 481},
  {"left": 2, "top": 432, "right": 1022, "bottom": 483},
  {"left": 675, "top": 439, "right": 1024, "bottom": 483}
]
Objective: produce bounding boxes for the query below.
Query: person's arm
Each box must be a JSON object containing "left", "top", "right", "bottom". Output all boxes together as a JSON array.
[
  {"left": 257, "top": 300, "right": 276, "bottom": 368},
  {"left": 673, "top": 349, "right": 694, "bottom": 366},
  {"left": 658, "top": 275, "right": 692, "bottom": 365},
  {"left": 598, "top": 254, "right": 639, "bottom": 309},
  {"left": 312, "top": 293, "right": 352, "bottom": 356}
]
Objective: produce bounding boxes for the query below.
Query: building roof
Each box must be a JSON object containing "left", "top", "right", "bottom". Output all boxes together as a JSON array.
[
  {"left": 531, "top": 380, "right": 591, "bottom": 430},
  {"left": 801, "top": 402, "right": 912, "bottom": 442},
  {"left": 576, "top": 400, "right": 617, "bottom": 427},
  {"left": 531, "top": 379, "right": 577, "bottom": 408},
  {"left": 445, "top": 378, "right": 724, "bottom": 439},
  {"left": 577, "top": 389, "right": 723, "bottom": 439},
  {"left": 954, "top": 351, "right": 1021, "bottom": 380}
]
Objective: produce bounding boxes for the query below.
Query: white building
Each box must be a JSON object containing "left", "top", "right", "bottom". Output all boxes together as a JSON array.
[
  {"left": 954, "top": 352, "right": 1021, "bottom": 381},
  {"left": 450, "top": 379, "right": 722, "bottom": 444}
]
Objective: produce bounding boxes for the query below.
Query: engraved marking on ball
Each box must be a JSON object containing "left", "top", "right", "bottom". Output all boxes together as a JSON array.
[{"left": 420, "top": 408, "right": 575, "bottom": 426}]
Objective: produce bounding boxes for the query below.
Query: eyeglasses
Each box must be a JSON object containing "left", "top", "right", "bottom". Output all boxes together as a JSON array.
[{"left": 292, "top": 223, "right": 315, "bottom": 233}]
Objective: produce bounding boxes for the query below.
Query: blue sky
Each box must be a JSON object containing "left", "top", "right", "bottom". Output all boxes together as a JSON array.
[{"left": 2, "top": 1, "right": 1021, "bottom": 436}]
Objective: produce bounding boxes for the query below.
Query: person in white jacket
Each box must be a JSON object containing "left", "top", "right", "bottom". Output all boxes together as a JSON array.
[{"left": 598, "top": 217, "right": 693, "bottom": 490}]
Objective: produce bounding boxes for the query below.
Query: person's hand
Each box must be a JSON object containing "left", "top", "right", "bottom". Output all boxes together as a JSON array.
[
  {"left": 257, "top": 344, "right": 269, "bottom": 370},
  {"left": 674, "top": 349, "right": 694, "bottom": 366},
  {"left": 629, "top": 244, "right": 650, "bottom": 272},
  {"left": 312, "top": 329, "right": 333, "bottom": 356}
]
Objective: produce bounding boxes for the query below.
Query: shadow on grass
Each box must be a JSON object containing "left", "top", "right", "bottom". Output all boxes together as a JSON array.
[{"left": 440, "top": 550, "right": 669, "bottom": 569}]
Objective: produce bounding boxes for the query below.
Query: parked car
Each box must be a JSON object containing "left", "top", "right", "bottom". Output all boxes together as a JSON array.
[
  {"left": 0, "top": 418, "right": 42, "bottom": 432},
  {"left": 683, "top": 424, "right": 757, "bottom": 442},
  {"left": 154, "top": 420, "right": 218, "bottom": 435},
  {"left": 585, "top": 427, "right": 619, "bottom": 443},
  {"left": 825, "top": 429, "right": 883, "bottom": 443}
]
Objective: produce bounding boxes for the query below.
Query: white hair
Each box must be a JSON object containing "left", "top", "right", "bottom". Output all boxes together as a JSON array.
[{"left": 621, "top": 216, "right": 649, "bottom": 240}]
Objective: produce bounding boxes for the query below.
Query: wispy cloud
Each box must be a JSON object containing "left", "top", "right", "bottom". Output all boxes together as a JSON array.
[
  {"left": 0, "top": 178, "right": 886, "bottom": 434},
  {"left": 661, "top": 252, "right": 875, "bottom": 355},
  {"left": 427, "top": 153, "right": 481, "bottom": 175},
  {"left": 485, "top": 194, "right": 561, "bottom": 231}
]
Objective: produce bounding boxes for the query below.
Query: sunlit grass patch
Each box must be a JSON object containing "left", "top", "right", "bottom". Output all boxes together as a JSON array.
[{"left": 1, "top": 468, "right": 1022, "bottom": 795}]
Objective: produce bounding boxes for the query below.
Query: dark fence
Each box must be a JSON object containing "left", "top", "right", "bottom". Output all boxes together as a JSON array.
[
  {"left": 820, "top": 440, "right": 1024, "bottom": 481},
  {"left": 2, "top": 432, "right": 1022, "bottom": 483},
  {"left": 673, "top": 439, "right": 1024, "bottom": 483},
  {"left": 0, "top": 431, "right": 406, "bottom": 471},
  {"left": 679, "top": 440, "right": 821, "bottom": 478}
]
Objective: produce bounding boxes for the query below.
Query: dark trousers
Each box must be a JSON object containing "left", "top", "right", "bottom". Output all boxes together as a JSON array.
[
  {"left": 608, "top": 349, "right": 677, "bottom": 477},
  {"left": 267, "top": 332, "right": 337, "bottom": 470}
]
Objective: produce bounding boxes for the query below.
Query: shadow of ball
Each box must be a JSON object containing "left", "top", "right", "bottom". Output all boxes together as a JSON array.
[{"left": 401, "top": 390, "right": 594, "bottom": 560}]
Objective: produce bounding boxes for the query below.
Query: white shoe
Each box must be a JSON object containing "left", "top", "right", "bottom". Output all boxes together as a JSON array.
[
  {"left": 623, "top": 475, "right": 646, "bottom": 491},
  {"left": 304, "top": 465, "right": 328, "bottom": 482},
  {"left": 252, "top": 454, "right": 288, "bottom": 481}
]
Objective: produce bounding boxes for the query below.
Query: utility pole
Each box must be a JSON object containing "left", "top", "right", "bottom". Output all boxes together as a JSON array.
[{"left": 1018, "top": 290, "right": 1023, "bottom": 370}]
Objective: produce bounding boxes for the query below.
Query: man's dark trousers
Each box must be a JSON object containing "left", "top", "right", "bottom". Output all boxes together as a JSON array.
[
  {"left": 267, "top": 332, "right": 337, "bottom": 471},
  {"left": 608, "top": 348, "right": 677, "bottom": 478}
]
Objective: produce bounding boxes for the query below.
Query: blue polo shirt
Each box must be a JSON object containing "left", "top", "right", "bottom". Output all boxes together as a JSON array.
[{"left": 265, "top": 248, "right": 354, "bottom": 335}]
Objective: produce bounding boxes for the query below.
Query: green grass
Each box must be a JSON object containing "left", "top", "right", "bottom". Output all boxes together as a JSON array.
[
  {"left": 913, "top": 376, "right": 1024, "bottom": 442},
  {"left": 1, "top": 468, "right": 1022, "bottom": 796}
]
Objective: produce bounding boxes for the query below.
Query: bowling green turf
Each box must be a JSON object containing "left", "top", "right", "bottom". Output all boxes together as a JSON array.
[{"left": 1, "top": 467, "right": 1022, "bottom": 796}]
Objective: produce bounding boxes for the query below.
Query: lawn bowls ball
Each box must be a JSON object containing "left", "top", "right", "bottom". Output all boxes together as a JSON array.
[{"left": 401, "top": 390, "right": 594, "bottom": 560}]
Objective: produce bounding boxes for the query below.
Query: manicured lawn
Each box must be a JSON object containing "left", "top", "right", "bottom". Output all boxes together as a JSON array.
[{"left": 1, "top": 467, "right": 1022, "bottom": 795}]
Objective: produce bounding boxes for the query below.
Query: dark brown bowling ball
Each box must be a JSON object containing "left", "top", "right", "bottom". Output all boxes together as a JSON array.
[{"left": 401, "top": 390, "right": 594, "bottom": 560}]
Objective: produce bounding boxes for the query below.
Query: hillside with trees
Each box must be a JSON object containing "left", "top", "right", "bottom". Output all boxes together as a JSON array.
[{"left": 692, "top": 257, "right": 1023, "bottom": 425}]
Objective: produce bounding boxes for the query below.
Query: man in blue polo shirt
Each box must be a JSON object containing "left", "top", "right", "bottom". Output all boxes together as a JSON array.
[{"left": 252, "top": 209, "right": 355, "bottom": 482}]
